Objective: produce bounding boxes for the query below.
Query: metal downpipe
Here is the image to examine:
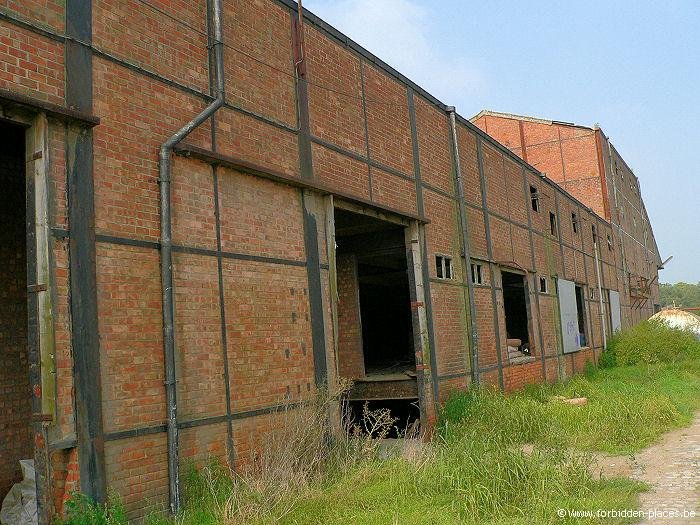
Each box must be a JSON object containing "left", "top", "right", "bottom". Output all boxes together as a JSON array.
[
  {"left": 593, "top": 236, "right": 608, "bottom": 350},
  {"left": 159, "top": 0, "right": 225, "bottom": 513},
  {"left": 447, "top": 107, "right": 480, "bottom": 383}
]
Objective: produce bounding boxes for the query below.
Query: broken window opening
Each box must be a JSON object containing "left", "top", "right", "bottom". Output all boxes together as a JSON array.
[
  {"left": 502, "top": 271, "right": 531, "bottom": 356},
  {"left": 470, "top": 262, "right": 483, "bottom": 285},
  {"left": 0, "top": 121, "right": 31, "bottom": 502},
  {"left": 571, "top": 212, "right": 578, "bottom": 233},
  {"left": 346, "top": 399, "right": 420, "bottom": 439},
  {"left": 530, "top": 186, "right": 539, "bottom": 212},
  {"left": 549, "top": 212, "right": 557, "bottom": 237},
  {"left": 539, "top": 276, "right": 548, "bottom": 294},
  {"left": 435, "top": 255, "right": 452, "bottom": 280},
  {"left": 575, "top": 284, "right": 588, "bottom": 347}
]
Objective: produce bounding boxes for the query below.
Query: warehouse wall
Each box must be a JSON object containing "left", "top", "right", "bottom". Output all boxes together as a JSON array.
[
  {"left": 599, "top": 136, "right": 660, "bottom": 324},
  {"left": 472, "top": 113, "right": 661, "bottom": 327},
  {"left": 0, "top": 0, "right": 658, "bottom": 520},
  {"left": 473, "top": 114, "right": 607, "bottom": 219}
]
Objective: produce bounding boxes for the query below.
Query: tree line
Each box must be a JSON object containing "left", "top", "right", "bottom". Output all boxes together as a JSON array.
[{"left": 659, "top": 282, "right": 700, "bottom": 308}]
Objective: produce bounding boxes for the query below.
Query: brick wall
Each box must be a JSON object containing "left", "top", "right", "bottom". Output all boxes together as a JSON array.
[
  {"left": 50, "top": 448, "right": 79, "bottom": 516},
  {"left": 474, "top": 112, "right": 660, "bottom": 329},
  {"left": 474, "top": 115, "right": 606, "bottom": 218},
  {"left": 0, "top": 0, "right": 662, "bottom": 518},
  {"left": 336, "top": 254, "right": 364, "bottom": 379},
  {"left": 0, "top": 130, "right": 31, "bottom": 500},
  {"left": 0, "top": 20, "right": 64, "bottom": 104}
]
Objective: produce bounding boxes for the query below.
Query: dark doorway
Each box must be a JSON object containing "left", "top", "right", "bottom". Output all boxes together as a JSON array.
[
  {"left": 334, "top": 207, "right": 418, "bottom": 435},
  {"left": 0, "top": 121, "right": 31, "bottom": 500},
  {"left": 334, "top": 208, "right": 415, "bottom": 376},
  {"left": 502, "top": 271, "right": 530, "bottom": 352},
  {"left": 575, "top": 285, "right": 587, "bottom": 347}
]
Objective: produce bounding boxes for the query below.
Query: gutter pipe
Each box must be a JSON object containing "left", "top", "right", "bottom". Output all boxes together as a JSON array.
[
  {"left": 447, "top": 106, "right": 479, "bottom": 383},
  {"left": 593, "top": 233, "right": 608, "bottom": 350},
  {"left": 159, "top": 0, "right": 225, "bottom": 513}
]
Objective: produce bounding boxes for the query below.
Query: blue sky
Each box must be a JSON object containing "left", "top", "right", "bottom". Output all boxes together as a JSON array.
[{"left": 305, "top": 0, "right": 699, "bottom": 284}]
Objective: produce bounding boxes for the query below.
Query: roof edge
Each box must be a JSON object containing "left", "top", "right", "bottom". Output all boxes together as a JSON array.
[{"left": 472, "top": 109, "right": 593, "bottom": 131}]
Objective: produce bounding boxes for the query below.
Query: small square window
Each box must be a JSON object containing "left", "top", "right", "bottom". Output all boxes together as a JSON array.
[
  {"left": 436, "top": 255, "right": 453, "bottom": 280},
  {"left": 530, "top": 186, "right": 539, "bottom": 212},
  {"left": 470, "top": 263, "right": 483, "bottom": 285},
  {"left": 571, "top": 212, "right": 578, "bottom": 234},
  {"left": 549, "top": 212, "right": 557, "bottom": 236},
  {"left": 539, "top": 276, "right": 548, "bottom": 294}
]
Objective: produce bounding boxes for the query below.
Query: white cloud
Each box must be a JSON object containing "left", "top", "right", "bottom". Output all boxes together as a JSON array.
[{"left": 303, "top": 0, "right": 483, "bottom": 103}]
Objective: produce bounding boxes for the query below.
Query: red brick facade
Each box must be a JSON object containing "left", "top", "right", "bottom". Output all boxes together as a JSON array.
[
  {"left": 472, "top": 111, "right": 661, "bottom": 325},
  {"left": 0, "top": 1, "right": 661, "bottom": 521}
]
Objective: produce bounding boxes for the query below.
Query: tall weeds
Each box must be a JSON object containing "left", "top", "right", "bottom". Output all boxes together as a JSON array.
[{"left": 171, "top": 379, "right": 412, "bottom": 524}]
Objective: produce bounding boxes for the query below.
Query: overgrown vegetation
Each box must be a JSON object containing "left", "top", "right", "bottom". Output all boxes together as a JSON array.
[
  {"left": 660, "top": 281, "right": 700, "bottom": 308},
  {"left": 56, "top": 493, "right": 127, "bottom": 525},
  {"left": 599, "top": 318, "right": 700, "bottom": 367},
  {"left": 441, "top": 360, "right": 700, "bottom": 455},
  {"left": 59, "top": 323, "right": 700, "bottom": 524}
]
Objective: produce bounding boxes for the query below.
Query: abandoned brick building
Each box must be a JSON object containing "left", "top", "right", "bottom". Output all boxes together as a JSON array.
[
  {"left": 472, "top": 109, "right": 661, "bottom": 326},
  {"left": 0, "top": 0, "right": 662, "bottom": 521}
]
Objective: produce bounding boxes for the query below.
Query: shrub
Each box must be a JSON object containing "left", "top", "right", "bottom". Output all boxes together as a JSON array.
[
  {"left": 56, "top": 493, "right": 127, "bottom": 525},
  {"left": 601, "top": 319, "right": 700, "bottom": 367}
]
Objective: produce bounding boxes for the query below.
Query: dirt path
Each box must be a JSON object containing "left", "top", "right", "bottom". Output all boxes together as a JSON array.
[{"left": 594, "top": 414, "right": 700, "bottom": 524}]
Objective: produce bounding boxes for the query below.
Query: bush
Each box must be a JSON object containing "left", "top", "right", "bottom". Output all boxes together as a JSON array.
[
  {"left": 56, "top": 493, "right": 127, "bottom": 525},
  {"left": 601, "top": 319, "right": 700, "bottom": 367}
]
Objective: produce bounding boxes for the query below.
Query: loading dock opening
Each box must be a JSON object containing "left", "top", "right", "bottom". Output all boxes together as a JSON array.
[
  {"left": 0, "top": 120, "right": 31, "bottom": 501},
  {"left": 333, "top": 207, "right": 419, "bottom": 433},
  {"left": 502, "top": 270, "right": 531, "bottom": 355}
]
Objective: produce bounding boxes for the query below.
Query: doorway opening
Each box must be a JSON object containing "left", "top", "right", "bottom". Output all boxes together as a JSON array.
[
  {"left": 502, "top": 270, "right": 531, "bottom": 357},
  {"left": 0, "top": 120, "right": 31, "bottom": 501},
  {"left": 334, "top": 207, "right": 419, "bottom": 433},
  {"left": 574, "top": 285, "right": 588, "bottom": 347}
]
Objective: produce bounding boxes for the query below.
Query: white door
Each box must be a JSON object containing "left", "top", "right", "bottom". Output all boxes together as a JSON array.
[
  {"left": 609, "top": 290, "right": 622, "bottom": 333},
  {"left": 557, "top": 278, "right": 580, "bottom": 354}
]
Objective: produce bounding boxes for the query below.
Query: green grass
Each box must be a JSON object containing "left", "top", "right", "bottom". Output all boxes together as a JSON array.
[
  {"left": 268, "top": 444, "right": 644, "bottom": 525},
  {"left": 440, "top": 360, "right": 700, "bottom": 455},
  {"left": 60, "top": 323, "right": 700, "bottom": 524},
  {"left": 139, "top": 445, "right": 644, "bottom": 525},
  {"left": 268, "top": 360, "right": 700, "bottom": 525}
]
